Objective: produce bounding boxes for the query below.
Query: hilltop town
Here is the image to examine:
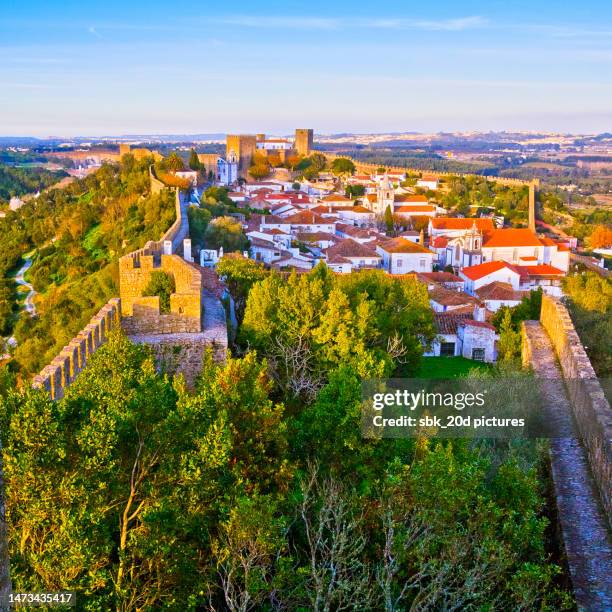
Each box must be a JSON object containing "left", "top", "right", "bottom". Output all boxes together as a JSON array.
[{"left": 109, "top": 128, "right": 586, "bottom": 367}]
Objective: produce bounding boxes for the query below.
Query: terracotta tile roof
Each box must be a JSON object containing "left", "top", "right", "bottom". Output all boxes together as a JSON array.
[
  {"left": 250, "top": 237, "right": 282, "bottom": 249},
  {"left": 297, "top": 231, "right": 338, "bottom": 242},
  {"left": 429, "top": 287, "right": 480, "bottom": 307},
  {"left": 310, "top": 205, "right": 332, "bottom": 214},
  {"left": 519, "top": 256, "right": 538, "bottom": 261},
  {"left": 334, "top": 206, "right": 373, "bottom": 213},
  {"left": 462, "top": 320, "right": 496, "bottom": 331},
  {"left": 285, "top": 211, "right": 331, "bottom": 224},
  {"left": 461, "top": 261, "right": 514, "bottom": 281},
  {"left": 325, "top": 238, "right": 381, "bottom": 260},
  {"left": 434, "top": 312, "right": 473, "bottom": 335},
  {"left": 327, "top": 254, "right": 352, "bottom": 264},
  {"left": 557, "top": 244, "right": 570, "bottom": 252},
  {"left": 520, "top": 264, "right": 565, "bottom": 277},
  {"left": 431, "top": 236, "right": 449, "bottom": 248},
  {"left": 418, "top": 271, "right": 463, "bottom": 284},
  {"left": 336, "top": 224, "right": 380, "bottom": 239},
  {"left": 538, "top": 236, "right": 556, "bottom": 246},
  {"left": 366, "top": 193, "right": 377, "bottom": 203},
  {"left": 448, "top": 305, "right": 478, "bottom": 316},
  {"left": 260, "top": 214, "right": 288, "bottom": 225},
  {"left": 249, "top": 187, "right": 275, "bottom": 194},
  {"left": 378, "top": 237, "right": 434, "bottom": 255},
  {"left": 321, "top": 194, "right": 352, "bottom": 202},
  {"left": 475, "top": 281, "right": 525, "bottom": 301},
  {"left": 395, "top": 194, "right": 428, "bottom": 203},
  {"left": 482, "top": 228, "right": 542, "bottom": 248},
  {"left": 270, "top": 203, "right": 293, "bottom": 212},
  {"left": 267, "top": 228, "right": 290, "bottom": 235},
  {"left": 431, "top": 218, "right": 494, "bottom": 231},
  {"left": 395, "top": 205, "right": 436, "bottom": 213}
]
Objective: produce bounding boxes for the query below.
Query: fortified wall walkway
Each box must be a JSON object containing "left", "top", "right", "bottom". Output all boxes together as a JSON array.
[{"left": 523, "top": 320, "right": 612, "bottom": 610}]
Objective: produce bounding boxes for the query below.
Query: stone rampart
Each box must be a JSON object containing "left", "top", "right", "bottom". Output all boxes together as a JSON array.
[
  {"left": 539, "top": 294, "right": 612, "bottom": 524},
  {"left": 145, "top": 174, "right": 189, "bottom": 255},
  {"left": 323, "top": 152, "right": 537, "bottom": 189},
  {"left": 32, "top": 298, "right": 122, "bottom": 400}
]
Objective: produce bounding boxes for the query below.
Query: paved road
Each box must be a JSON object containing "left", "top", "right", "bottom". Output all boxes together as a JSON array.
[
  {"left": 0, "top": 255, "right": 37, "bottom": 359},
  {"left": 14, "top": 256, "right": 36, "bottom": 316}
]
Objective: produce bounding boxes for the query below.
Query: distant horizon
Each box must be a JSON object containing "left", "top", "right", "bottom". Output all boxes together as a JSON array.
[{"left": 1, "top": 128, "right": 610, "bottom": 141}]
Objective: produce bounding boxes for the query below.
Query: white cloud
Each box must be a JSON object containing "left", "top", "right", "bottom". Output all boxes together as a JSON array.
[
  {"left": 88, "top": 26, "right": 105, "bottom": 40},
  {"left": 211, "top": 15, "right": 488, "bottom": 31}
]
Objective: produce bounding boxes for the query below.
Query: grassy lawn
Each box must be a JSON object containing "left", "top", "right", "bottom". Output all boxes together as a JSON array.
[{"left": 416, "top": 356, "right": 492, "bottom": 378}]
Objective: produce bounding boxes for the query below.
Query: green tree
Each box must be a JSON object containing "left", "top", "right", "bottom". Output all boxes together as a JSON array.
[
  {"left": 331, "top": 158, "right": 356, "bottom": 177},
  {"left": 188, "top": 148, "right": 201, "bottom": 171},
  {"left": 143, "top": 270, "right": 175, "bottom": 313},
  {"left": 345, "top": 184, "right": 365, "bottom": 198},
  {"left": 163, "top": 152, "right": 185, "bottom": 172},
  {"left": 308, "top": 153, "right": 327, "bottom": 172},
  {"left": 216, "top": 256, "right": 267, "bottom": 322},
  {"left": 204, "top": 216, "right": 248, "bottom": 252},
  {"left": 497, "top": 308, "right": 522, "bottom": 364},
  {"left": 384, "top": 205, "right": 394, "bottom": 232},
  {"left": 248, "top": 165, "right": 271, "bottom": 180},
  {"left": 187, "top": 205, "right": 212, "bottom": 248}
]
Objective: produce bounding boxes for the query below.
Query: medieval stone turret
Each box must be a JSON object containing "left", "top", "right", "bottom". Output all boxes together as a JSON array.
[{"left": 374, "top": 173, "right": 395, "bottom": 216}]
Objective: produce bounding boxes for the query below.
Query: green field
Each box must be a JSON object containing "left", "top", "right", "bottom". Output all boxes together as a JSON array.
[{"left": 416, "top": 356, "right": 492, "bottom": 378}]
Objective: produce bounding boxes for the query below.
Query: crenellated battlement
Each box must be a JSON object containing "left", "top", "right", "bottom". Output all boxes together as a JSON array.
[
  {"left": 32, "top": 298, "right": 122, "bottom": 399},
  {"left": 119, "top": 253, "right": 202, "bottom": 334}
]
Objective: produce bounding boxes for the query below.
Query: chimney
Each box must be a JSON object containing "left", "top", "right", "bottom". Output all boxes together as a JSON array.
[
  {"left": 183, "top": 239, "right": 193, "bottom": 263},
  {"left": 473, "top": 305, "right": 486, "bottom": 322}
]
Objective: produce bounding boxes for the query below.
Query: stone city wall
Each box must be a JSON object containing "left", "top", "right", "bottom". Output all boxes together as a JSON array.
[
  {"left": 540, "top": 294, "right": 612, "bottom": 524},
  {"left": 323, "top": 152, "right": 537, "bottom": 189},
  {"left": 32, "top": 298, "right": 122, "bottom": 400},
  {"left": 142, "top": 337, "right": 226, "bottom": 388},
  {"left": 149, "top": 164, "right": 167, "bottom": 194}
]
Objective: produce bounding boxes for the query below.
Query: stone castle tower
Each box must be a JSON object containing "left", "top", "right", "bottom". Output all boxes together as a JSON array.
[
  {"left": 295, "top": 129, "right": 314, "bottom": 156},
  {"left": 226, "top": 134, "right": 257, "bottom": 178},
  {"left": 375, "top": 173, "right": 395, "bottom": 216}
]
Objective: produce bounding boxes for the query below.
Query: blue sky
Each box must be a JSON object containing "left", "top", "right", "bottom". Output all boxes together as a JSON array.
[{"left": 1, "top": 0, "right": 611, "bottom": 136}]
